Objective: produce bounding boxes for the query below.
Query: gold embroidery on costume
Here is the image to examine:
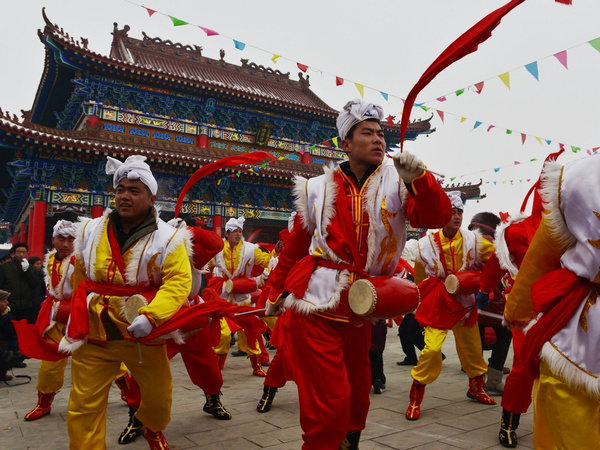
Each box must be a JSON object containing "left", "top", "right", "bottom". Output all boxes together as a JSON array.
[
  {"left": 466, "top": 248, "right": 474, "bottom": 268},
  {"left": 377, "top": 196, "right": 398, "bottom": 273},
  {"left": 147, "top": 253, "right": 161, "bottom": 285},
  {"left": 579, "top": 290, "right": 598, "bottom": 333}
]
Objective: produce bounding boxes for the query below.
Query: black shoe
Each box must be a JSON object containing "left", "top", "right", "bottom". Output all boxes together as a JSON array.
[
  {"left": 373, "top": 379, "right": 386, "bottom": 394},
  {"left": 442, "top": 353, "right": 446, "bottom": 361},
  {"left": 10, "top": 361, "right": 26, "bottom": 369},
  {"left": 203, "top": 393, "right": 232, "bottom": 420},
  {"left": 231, "top": 350, "right": 247, "bottom": 357},
  {"left": 396, "top": 358, "right": 417, "bottom": 366},
  {"left": 118, "top": 408, "right": 142, "bottom": 445},
  {"left": 257, "top": 386, "right": 278, "bottom": 413},
  {"left": 499, "top": 409, "right": 520, "bottom": 448}
]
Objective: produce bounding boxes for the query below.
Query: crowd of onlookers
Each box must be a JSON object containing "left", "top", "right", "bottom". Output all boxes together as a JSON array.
[{"left": 0, "top": 242, "right": 46, "bottom": 382}]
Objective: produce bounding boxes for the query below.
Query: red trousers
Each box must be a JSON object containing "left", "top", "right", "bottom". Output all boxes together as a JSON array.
[
  {"left": 501, "top": 328, "right": 535, "bottom": 414},
  {"left": 127, "top": 326, "right": 223, "bottom": 408},
  {"left": 284, "top": 311, "right": 371, "bottom": 449}
]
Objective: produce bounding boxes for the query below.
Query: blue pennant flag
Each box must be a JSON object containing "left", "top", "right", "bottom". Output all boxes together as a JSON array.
[
  {"left": 525, "top": 61, "right": 539, "bottom": 81},
  {"left": 233, "top": 40, "right": 246, "bottom": 50}
]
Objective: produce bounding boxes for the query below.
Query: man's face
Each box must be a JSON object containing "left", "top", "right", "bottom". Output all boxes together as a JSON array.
[
  {"left": 115, "top": 178, "right": 156, "bottom": 225},
  {"left": 0, "top": 299, "right": 7, "bottom": 314},
  {"left": 342, "top": 120, "right": 386, "bottom": 167},
  {"left": 13, "top": 246, "right": 27, "bottom": 262},
  {"left": 226, "top": 228, "right": 243, "bottom": 247},
  {"left": 444, "top": 208, "right": 464, "bottom": 235},
  {"left": 52, "top": 235, "right": 75, "bottom": 260}
]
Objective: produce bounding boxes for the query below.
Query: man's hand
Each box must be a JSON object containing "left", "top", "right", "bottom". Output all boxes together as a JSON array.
[
  {"left": 265, "top": 298, "right": 285, "bottom": 317},
  {"left": 274, "top": 240, "right": 284, "bottom": 254},
  {"left": 20, "top": 259, "right": 29, "bottom": 272},
  {"left": 127, "top": 315, "right": 153, "bottom": 338},
  {"left": 476, "top": 291, "right": 490, "bottom": 310},
  {"left": 392, "top": 151, "right": 424, "bottom": 184}
]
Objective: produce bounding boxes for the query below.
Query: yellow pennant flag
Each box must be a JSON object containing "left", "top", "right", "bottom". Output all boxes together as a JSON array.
[
  {"left": 354, "top": 83, "right": 364, "bottom": 98},
  {"left": 498, "top": 72, "right": 510, "bottom": 89},
  {"left": 272, "top": 54, "right": 281, "bottom": 64},
  {"left": 460, "top": 117, "right": 467, "bottom": 123},
  {"left": 332, "top": 137, "right": 339, "bottom": 148},
  {"left": 535, "top": 136, "right": 543, "bottom": 145}
]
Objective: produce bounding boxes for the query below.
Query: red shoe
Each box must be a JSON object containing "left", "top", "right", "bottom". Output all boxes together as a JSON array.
[
  {"left": 405, "top": 380, "right": 425, "bottom": 420},
  {"left": 249, "top": 355, "right": 267, "bottom": 377},
  {"left": 24, "top": 392, "right": 55, "bottom": 421},
  {"left": 467, "top": 375, "right": 496, "bottom": 405},
  {"left": 142, "top": 426, "right": 169, "bottom": 450},
  {"left": 114, "top": 373, "right": 131, "bottom": 403}
]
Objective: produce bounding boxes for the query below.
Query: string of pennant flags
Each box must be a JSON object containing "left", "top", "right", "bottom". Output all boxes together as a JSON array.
[{"left": 125, "top": 1, "right": 599, "bottom": 181}]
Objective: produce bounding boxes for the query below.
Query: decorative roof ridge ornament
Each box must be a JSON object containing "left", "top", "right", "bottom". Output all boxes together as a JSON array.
[
  {"left": 140, "top": 31, "right": 203, "bottom": 56},
  {"left": 240, "top": 59, "right": 290, "bottom": 81}
]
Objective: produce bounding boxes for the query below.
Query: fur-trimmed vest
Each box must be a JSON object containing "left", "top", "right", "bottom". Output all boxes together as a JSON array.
[
  {"left": 284, "top": 161, "right": 409, "bottom": 315},
  {"left": 212, "top": 240, "right": 257, "bottom": 304}
]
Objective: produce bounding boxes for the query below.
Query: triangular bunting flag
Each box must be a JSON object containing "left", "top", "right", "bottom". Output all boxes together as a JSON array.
[
  {"left": 436, "top": 110, "right": 444, "bottom": 123},
  {"left": 437, "top": 96, "right": 447, "bottom": 102},
  {"left": 535, "top": 137, "right": 543, "bottom": 145},
  {"left": 336, "top": 76, "right": 344, "bottom": 86},
  {"left": 386, "top": 116, "right": 395, "bottom": 127},
  {"left": 272, "top": 54, "right": 281, "bottom": 64},
  {"left": 514, "top": 161, "right": 520, "bottom": 165},
  {"left": 199, "top": 26, "right": 219, "bottom": 36},
  {"left": 460, "top": 117, "right": 467, "bottom": 123},
  {"left": 297, "top": 63, "right": 308, "bottom": 73},
  {"left": 530, "top": 158, "right": 537, "bottom": 161},
  {"left": 233, "top": 40, "right": 246, "bottom": 50},
  {"left": 498, "top": 72, "right": 510, "bottom": 89},
  {"left": 145, "top": 7, "right": 157, "bottom": 17},
  {"left": 506, "top": 129, "right": 512, "bottom": 134},
  {"left": 589, "top": 37, "right": 600, "bottom": 53},
  {"left": 455, "top": 88, "right": 465, "bottom": 96},
  {"left": 450, "top": 177, "right": 456, "bottom": 182},
  {"left": 571, "top": 146, "right": 581, "bottom": 153},
  {"left": 474, "top": 81, "right": 484, "bottom": 94},
  {"left": 487, "top": 125, "right": 495, "bottom": 132},
  {"left": 554, "top": 50, "right": 568, "bottom": 69},
  {"left": 380, "top": 92, "right": 389, "bottom": 101},
  {"left": 521, "top": 133, "right": 526, "bottom": 144},
  {"left": 299, "top": 149, "right": 305, "bottom": 155},
  {"left": 420, "top": 105, "right": 430, "bottom": 112},
  {"left": 494, "top": 168, "right": 500, "bottom": 172},
  {"left": 473, "top": 121, "right": 482, "bottom": 129},
  {"left": 169, "top": 16, "right": 188, "bottom": 26},
  {"left": 525, "top": 61, "right": 539, "bottom": 81},
  {"left": 332, "top": 137, "right": 339, "bottom": 148},
  {"left": 355, "top": 83, "right": 364, "bottom": 98},
  {"left": 545, "top": 139, "right": 552, "bottom": 145}
]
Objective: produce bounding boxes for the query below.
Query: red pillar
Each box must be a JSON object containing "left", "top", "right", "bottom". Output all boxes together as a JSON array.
[
  {"left": 30, "top": 200, "right": 47, "bottom": 259},
  {"left": 212, "top": 215, "right": 222, "bottom": 237},
  {"left": 198, "top": 135, "right": 209, "bottom": 148},
  {"left": 91, "top": 205, "right": 104, "bottom": 218},
  {"left": 12, "top": 233, "right": 18, "bottom": 245},
  {"left": 19, "top": 223, "right": 26, "bottom": 244},
  {"left": 27, "top": 209, "right": 35, "bottom": 249},
  {"left": 301, "top": 152, "right": 311, "bottom": 164}
]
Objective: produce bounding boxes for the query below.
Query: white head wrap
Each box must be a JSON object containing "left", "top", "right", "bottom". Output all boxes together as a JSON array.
[
  {"left": 447, "top": 191, "right": 464, "bottom": 210},
  {"left": 225, "top": 216, "right": 245, "bottom": 233},
  {"left": 336, "top": 98, "right": 385, "bottom": 141},
  {"left": 106, "top": 155, "right": 158, "bottom": 195},
  {"left": 52, "top": 220, "right": 76, "bottom": 238}
]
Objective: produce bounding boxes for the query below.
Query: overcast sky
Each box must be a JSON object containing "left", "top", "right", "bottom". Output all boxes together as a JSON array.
[{"left": 1, "top": 0, "right": 598, "bottom": 221}]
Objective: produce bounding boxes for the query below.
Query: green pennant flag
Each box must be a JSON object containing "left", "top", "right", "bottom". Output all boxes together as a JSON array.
[
  {"left": 455, "top": 89, "right": 465, "bottom": 96},
  {"left": 571, "top": 146, "right": 581, "bottom": 153},
  {"left": 169, "top": 16, "right": 188, "bottom": 26},
  {"left": 530, "top": 158, "right": 537, "bottom": 161},
  {"left": 236, "top": 172, "right": 241, "bottom": 177},
  {"left": 262, "top": 163, "right": 267, "bottom": 168},
  {"left": 589, "top": 37, "right": 600, "bottom": 53},
  {"left": 450, "top": 177, "right": 456, "bottom": 182},
  {"left": 420, "top": 105, "right": 430, "bottom": 112},
  {"left": 506, "top": 129, "right": 512, "bottom": 134}
]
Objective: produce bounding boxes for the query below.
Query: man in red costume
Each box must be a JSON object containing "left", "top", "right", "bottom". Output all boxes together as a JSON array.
[
  {"left": 265, "top": 98, "right": 452, "bottom": 449},
  {"left": 406, "top": 192, "right": 497, "bottom": 420}
]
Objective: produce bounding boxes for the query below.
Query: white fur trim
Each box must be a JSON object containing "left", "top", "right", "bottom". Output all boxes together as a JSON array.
[
  {"left": 292, "top": 175, "right": 312, "bottom": 233},
  {"left": 58, "top": 336, "right": 86, "bottom": 354},
  {"left": 539, "top": 160, "right": 576, "bottom": 248},
  {"left": 320, "top": 164, "right": 338, "bottom": 242},
  {"left": 284, "top": 269, "right": 351, "bottom": 315},
  {"left": 163, "top": 330, "right": 186, "bottom": 345},
  {"left": 540, "top": 342, "right": 600, "bottom": 400},
  {"left": 494, "top": 213, "right": 528, "bottom": 275},
  {"left": 363, "top": 166, "right": 384, "bottom": 272}
]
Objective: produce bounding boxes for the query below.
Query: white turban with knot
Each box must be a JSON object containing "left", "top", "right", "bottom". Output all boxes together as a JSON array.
[
  {"left": 106, "top": 155, "right": 158, "bottom": 195},
  {"left": 225, "top": 216, "right": 245, "bottom": 233},
  {"left": 336, "top": 98, "right": 385, "bottom": 141},
  {"left": 447, "top": 191, "right": 464, "bottom": 210},
  {"left": 53, "top": 220, "right": 76, "bottom": 238}
]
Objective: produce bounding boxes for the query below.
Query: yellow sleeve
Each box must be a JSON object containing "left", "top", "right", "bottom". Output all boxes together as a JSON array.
[
  {"left": 254, "top": 246, "right": 274, "bottom": 269},
  {"left": 138, "top": 243, "right": 192, "bottom": 326},
  {"left": 479, "top": 237, "right": 495, "bottom": 263},
  {"left": 414, "top": 257, "right": 428, "bottom": 284},
  {"left": 71, "top": 255, "right": 88, "bottom": 291},
  {"left": 504, "top": 217, "right": 568, "bottom": 324}
]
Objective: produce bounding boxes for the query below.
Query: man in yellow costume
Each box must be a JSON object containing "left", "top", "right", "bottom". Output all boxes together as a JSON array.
[
  {"left": 61, "top": 155, "right": 191, "bottom": 450},
  {"left": 207, "top": 216, "right": 278, "bottom": 377},
  {"left": 504, "top": 153, "right": 600, "bottom": 449},
  {"left": 407, "top": 192, "right": 496, "bottom": 420}
]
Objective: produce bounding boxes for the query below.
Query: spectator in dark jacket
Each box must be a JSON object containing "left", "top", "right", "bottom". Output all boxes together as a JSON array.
[
  {"left": 0, "top": 243, "right": 38, "bottom": 323},
  {"left": 28, "top": 256, "right": 46, "bottom": 322},
  {"left": 0, "top": 290, "right": 26, "bottom": 381}
]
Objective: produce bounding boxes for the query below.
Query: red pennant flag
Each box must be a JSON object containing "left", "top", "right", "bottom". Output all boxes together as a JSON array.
[
  {"left": 553, "top": 50, "right": 568, "bottom": 69},
  {"left": 399, "top": 0, "right": 526, "bottom": 150},
  {"left": 175, "top": 152, "right": 276, "bottom": 217},
  {"left": 487, "top": 125, "right": 495, "bottom": 132},
  {"left": 322, "top": 141, "right": 332, "bottom": 148},
  {"left": 336, "top": 76, "right": 344, "bottom": 86},
  {"left": 436, "top": 110, "right": 445, "bottom": 123},
  {"left": 199, "top": 26, "right": 219, "bottom": 36},
  {"left": 297, "top": 63, "right": 308, "bottom": 73},
  {"left": 474, "top": 81, "right": 485, "bottom": 93},
  {"left": 521, "top": 133, "right": 527, "bottom": 144},
  {"left": 386, "top": 116, "right": 395, "bottom": 127},
  {"left": 145, "top": 7, "right": 156, "bottom": 16},
  {"left": 555, "top": 0, "right": 572, "bottom": 4}
]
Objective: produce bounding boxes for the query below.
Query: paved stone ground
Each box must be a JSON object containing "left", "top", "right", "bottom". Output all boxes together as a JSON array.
[{"left": 1, "top": 327, "right": 533, "bottom": 449}]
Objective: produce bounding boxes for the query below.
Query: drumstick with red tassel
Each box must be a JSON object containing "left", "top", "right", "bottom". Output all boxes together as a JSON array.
[
  {"left": 386, "top": 149, "right": 445, "bottom": 179},
  {"left": 451, "top": 304, "right": 504, "bottom": 322}
]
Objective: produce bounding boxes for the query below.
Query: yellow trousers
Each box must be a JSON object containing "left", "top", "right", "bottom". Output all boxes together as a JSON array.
[
  {"left": 67, "top": 341, "right": 172, "bottom": 449},
  {"left": 214, "top": 318, "right": 261, "bottom": 356},
  {"left": 533, "top": 360, "right": 600, "bottom": 449},
  {"left": 411, "top": 321, "right": 487, "bottom": 384}
]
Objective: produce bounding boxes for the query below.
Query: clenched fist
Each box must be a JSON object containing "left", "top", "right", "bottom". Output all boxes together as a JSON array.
[{"left": 392, "top": 151, "right": 425, "bottom": 184}]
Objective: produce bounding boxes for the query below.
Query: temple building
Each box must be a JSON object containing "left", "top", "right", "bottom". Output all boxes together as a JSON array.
[{"left": 0, "top": 9, "right": 450, "bottom": 258}]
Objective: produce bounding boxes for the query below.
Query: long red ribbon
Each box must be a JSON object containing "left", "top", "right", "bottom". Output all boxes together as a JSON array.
[{"left": 175, "top": 151, "right": 276, "bottom": 217}]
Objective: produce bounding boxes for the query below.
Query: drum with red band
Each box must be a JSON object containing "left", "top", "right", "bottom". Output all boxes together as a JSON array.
[
  {"left": 52, "top": 300, "right": 71, "bottom": 324},
  {"left": 349, "top": 276, "right": 420, "bottom": 319},
  {"left": 224, "top": 278, "right": 258, "bottom": 295},
  {"left": 444, "top": 271, "right": 481, "bottom": 295}
]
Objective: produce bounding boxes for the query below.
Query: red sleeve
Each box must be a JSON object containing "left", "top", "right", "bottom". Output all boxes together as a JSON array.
[
  {"left": 403, "top": 172, "right": 452, "bottom": 229},
  {"left": 267, "top": 215, "right": 311, "bottom": 299},
  {"left": 479, "top": 253, "right": 507, "bottom": 294}
]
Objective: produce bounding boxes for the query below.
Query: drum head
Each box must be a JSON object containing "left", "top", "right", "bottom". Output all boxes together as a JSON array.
[
  {"left": 224, "top": 279, "right": 235, "bottom": 294},
  {"left": 123, "top": 294, "right": 149, "bottom": 324},
  {"left": 348, "top": 280, "right": 376, "bottom": 316},
  {"left": 444, "top": 274, "right": 460, "bottom": 294}
]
